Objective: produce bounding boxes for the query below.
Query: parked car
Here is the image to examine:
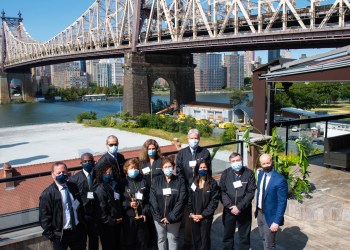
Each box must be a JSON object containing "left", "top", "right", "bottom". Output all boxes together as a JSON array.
[
  {"left": 288, "top": 135, "right": 299, "bottom": 141},
  {"left": 312, "top": 139, "right": 324, "bottom": 145},
  {"left": 291, "top": 126, "right": 300, "bottom": 132}
]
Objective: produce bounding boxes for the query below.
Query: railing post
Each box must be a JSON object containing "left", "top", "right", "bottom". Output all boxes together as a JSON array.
[{"left": 3, "top": 162, "right": 15, "bottom": 190}]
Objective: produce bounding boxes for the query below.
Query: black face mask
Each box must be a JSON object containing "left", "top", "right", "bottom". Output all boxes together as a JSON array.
[{"left": 263, "top": 165, "right": 273, "bottom": 173}]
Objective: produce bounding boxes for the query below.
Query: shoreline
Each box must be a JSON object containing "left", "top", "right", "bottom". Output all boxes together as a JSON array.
[{"left": 0, "top": 122, "right": 172, "bottom": 168}]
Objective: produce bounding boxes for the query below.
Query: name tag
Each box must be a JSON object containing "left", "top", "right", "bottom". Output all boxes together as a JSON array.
[
  {"left": 191, "top": 183, "right": 197, "bottom": 192},
  {"left": 142, "top": 167, "right": 151, "bottom": 174},
  {"left": 72, "top": 199, "right": 80, "bottom": 210},
  {"left": 114, "top": 192, "right": 120, "bottom": 200},
  {"left": 189, "top": 160, "right": 197, "bottom": 168},
  {"left": 163, "top": 188, "right": 172, "bottom": 196},
  {"left": 233, "top": 180, "right": 243, "bottom": 189},
  {"left": 135, "top": 192, "right": 143, "bottom": 200},
  {"left": 87, "top": 192, "right": 94, "bottom": 199}
]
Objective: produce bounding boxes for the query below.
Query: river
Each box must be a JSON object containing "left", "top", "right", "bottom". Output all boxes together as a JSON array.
[{"left": 0, "top": 92, "right": 251, "bottom": 128}]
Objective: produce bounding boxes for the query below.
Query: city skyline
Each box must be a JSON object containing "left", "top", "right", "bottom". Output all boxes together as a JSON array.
[{"left": 1, "top": 0, "right": 336, "bottom": 63}]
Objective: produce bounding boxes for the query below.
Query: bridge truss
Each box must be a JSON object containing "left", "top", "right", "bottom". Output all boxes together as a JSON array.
[{"left": 2, "top": 0, "right": 350, "bottom": 68}]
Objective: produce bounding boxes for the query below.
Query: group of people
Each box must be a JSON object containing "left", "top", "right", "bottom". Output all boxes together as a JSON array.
[{"left": 39, "top": 129, "right": 288, "bottom": 250}]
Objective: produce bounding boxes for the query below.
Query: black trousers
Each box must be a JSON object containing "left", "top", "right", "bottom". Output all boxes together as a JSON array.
[
  {"left": 123, "top": 216, "right": 147, "bottom": 250},
  {"left": 86, "top": 220, "right": 99, "bottom": 250},
  {"left": 222, "top": 208, "right": 252, "bottom": 250},
  {"left": 145, "top": 213, "right": 157, "bottom": 248},
  {"left": 191, "top": 218, "right": 213, "bottom": 250},
  {"left": 98, "top": 223, "right": 121, "bottom": 250},
  {"left": 52, "top": 224, "right": 87, "bottom": 250}
]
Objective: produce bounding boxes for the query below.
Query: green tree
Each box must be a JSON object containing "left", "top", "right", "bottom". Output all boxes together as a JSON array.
[{"left": 230, "top": 89, "right": 249, "bottom": 106}]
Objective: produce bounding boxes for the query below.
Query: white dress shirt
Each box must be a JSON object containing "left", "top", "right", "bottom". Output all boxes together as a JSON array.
[
  {"left": 56, "top": 183, "right": 79, "bottom": 229},
  {"left": 258, "top": 171, "right": 272, "bottom": 209}
]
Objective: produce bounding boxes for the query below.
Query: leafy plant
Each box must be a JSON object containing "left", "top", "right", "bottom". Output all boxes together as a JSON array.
[
  {"left": 242, "top": 127, "right": 311, "bottom": 202},
  {"left": 76, "top": 111, "right": 97, "bottom": 123}
]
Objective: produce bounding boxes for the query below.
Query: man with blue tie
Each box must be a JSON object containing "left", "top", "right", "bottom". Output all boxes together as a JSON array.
[
  {"left": 39, "top": 161, "right": 86, "bottom": 250},
  {"left": 255, "top": 153, "right": 288, "bottom": 250}
]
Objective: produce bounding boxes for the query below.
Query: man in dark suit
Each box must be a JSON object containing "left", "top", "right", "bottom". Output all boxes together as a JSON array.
[
  {"left": 96, "top": 135, "right": 125, "bottom": 178},
  {"left": 176, "top": 128, "right": 210, "bottom": 250},
  {"left": 70, "top": 153, "right": 98, "bottom": 250},
  {"left": 220, "top": 152, "right": 256, "bottom": 250},
  {"left": 39, "top": 161, "right": 87, "bottom": 250},
  {"left": 255, "top": 153, "right": 288, "bottom": 250}
]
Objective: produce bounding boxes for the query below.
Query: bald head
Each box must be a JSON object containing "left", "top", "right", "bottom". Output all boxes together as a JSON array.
[{"left": 259, "top": 153, "right": 273, "bottom": 172}]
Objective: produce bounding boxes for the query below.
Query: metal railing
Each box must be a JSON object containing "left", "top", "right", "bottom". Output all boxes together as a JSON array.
[{"left": 0, "top": 140, "right": 243, "bottom": 234}]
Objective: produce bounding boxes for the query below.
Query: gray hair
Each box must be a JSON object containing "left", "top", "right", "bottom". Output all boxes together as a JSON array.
[
  {"left": 229, "top": 152, "right": 241, "bottom": 161},
  {"left": 187, "top": 129, "right": 200, "bottom": 138},
  {"left": 106, "top": 135, "right": 118, "bottom": 144}
]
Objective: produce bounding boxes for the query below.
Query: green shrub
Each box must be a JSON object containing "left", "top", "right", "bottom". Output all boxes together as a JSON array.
[
  {"left": 221, "top": 123, "right": 238, "bottom": 142},
  {"left": 76, "top": 111, "right": 97, "bottom": 123},
  {"left": 162, "top": 116, "right": 179, "bottom": 132},
  {"left": 121, "top": 121, "right": 140, "bottom": 128},
  {"left": 136, "top": 113, "right": 152, "bottom": 127},
  {"left": 179, "top": 116, "right": 197, "bottom": 134}
]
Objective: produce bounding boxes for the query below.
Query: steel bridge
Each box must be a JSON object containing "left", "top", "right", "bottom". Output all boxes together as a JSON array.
[{"left": 2, "top": 0, "right": 350, "bottom": 70}]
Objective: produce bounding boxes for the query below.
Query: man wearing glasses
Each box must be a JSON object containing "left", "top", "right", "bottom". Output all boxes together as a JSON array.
[
  {"left": 96, "top": 135, "right": 126, "bottom": 178},
  {"left": 70, "top": 153, "right": 98, "bottom": 250}
]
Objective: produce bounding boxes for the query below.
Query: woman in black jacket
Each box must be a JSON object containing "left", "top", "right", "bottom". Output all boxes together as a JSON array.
[
  {"left": 150, "top": 156, "right": 187, "bottom": 250},
  {"left": 189, "top": 159, "right": 220, "bottom": 250},
  {"left": 94, "top": 162, "right": 123, "bottom": 250},
  {"left": 139, "top": 139, "right": 163, "bottom": 247},
  {"left": 121, "top": 158, "right": 149, "bottom": 250}
]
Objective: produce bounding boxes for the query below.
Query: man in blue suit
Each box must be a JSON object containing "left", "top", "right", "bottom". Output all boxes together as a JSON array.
[{"left": 255, "top": 153, "right": 288, "bottom": 250}]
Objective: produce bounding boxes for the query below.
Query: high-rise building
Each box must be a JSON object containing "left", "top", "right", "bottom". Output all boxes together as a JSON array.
[
  {"left": 97, "top": 60, "right": 112, "bottom": 87},
  {"left": 95, "top": 58, "right": 124, "bottom": 87},
  {"left": 244, "top": 51, "right": 255, "bottom": 78},
  {"left": 193, "top": 53, "right": 225, "bottom": 91},
  {"left": 111, "top": 58, "right": 124, "bottom": 86},
  {"left": 51, "top": 62, "right": 87, "bottom": 88},
  {"left": 268, "top": 50, "right": 281, "bottom": 62},
  {"left": 224, "top": 52, "right": 244, "bottom": 90},
  {"left": 86, "top": 60, "right": 100, "bottom": 84}
]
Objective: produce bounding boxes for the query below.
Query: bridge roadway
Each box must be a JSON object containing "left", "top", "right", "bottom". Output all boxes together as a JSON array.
[{"left": 3, "top": 1, "right": 350, "bottom": 71}]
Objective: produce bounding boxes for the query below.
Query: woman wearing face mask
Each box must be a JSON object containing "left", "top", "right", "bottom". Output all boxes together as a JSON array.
[
  {"left": 219, "top": 152, "right": 256, "bottom": 250},
  {"left": 94, "top": 162, "right": 123, "bottom": 250},
  {"left": 188, "top": 159, "right": 220, "bottom": 250},
  {"left": 121, "top": 158, "right": 149, "bottom": 250},
  {"left": 139, "top": 139, "right": 163, "bottom": 187},
  {"left": 150, "top": 156, "right": 187, "bottom": 250},
  {"left": 139, "top": 139, "right": 163, "bottom": 248}
]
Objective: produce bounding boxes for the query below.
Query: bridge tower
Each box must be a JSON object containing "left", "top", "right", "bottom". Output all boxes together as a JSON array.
[
  {"left": 1, "top": 10, "right": 35, "bottom": 104},
  {"left": 123, "top": 52, "right": 196, "bottom": 116}
]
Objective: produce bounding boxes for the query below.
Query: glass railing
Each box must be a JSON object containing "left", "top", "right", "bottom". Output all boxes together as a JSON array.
[
  {"left": 0, "top": 140, "right": 243, "bottom": 234},
  {"left": 274, "top": 114, "right": 350, "bottom": 157}
]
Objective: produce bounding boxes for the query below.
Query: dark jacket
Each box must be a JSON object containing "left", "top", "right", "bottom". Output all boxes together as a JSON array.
[
  {"left": 121, "top": 175, "right": 150, "bottom": 218},
  {"left": 94, "top": 182, "right": 123, "bottom": 227},
  {"left": 176, "top": 146, "right": 210, "bottom": 186},
  {"left": 150, "top": 174, "right": 187, "bottom": 224},
  {"left": 96, "top": 152, "right": 126, "bottom": 178},
  {"left": 140, "top": 158, "right": 163, "bottom": 187},
  {"left": 69, "top": 170, "right": 97, "bottom": 222},
  {"left": 39, "top": 182, "right": 84, "bottom": 241},
  {"left": 188, "top": 179, "right": 220, "bottom": 219},
  {"left": 219, "top": 167, "right": 256, "bottom": 212}
]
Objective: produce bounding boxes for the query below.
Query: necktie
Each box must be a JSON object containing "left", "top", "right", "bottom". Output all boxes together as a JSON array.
[
  {"left": 64, "top": 186, "right": 76, "bottom": 228},
  {"left": 87, "top": 173, "right": 93, "bottom": 190},
  {"left": 261, "top": 174, "right": 267, "bottom": 212}
]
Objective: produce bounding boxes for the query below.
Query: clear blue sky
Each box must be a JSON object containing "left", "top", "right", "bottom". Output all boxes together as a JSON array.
[{"left": 1, "top": 0, "right": 334, "bottom": 63}]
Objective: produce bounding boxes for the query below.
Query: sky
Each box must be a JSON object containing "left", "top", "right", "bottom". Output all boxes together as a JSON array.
[{"left": 1, "top": 0, "right": 336, "bottom": 63}]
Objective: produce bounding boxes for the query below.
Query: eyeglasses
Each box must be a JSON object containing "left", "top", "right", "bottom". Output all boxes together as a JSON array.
[{"left": 108, "top": 144, "right": 118, "bottom": 147}]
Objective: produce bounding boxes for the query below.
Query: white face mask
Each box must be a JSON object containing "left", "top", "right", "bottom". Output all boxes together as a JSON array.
[
  {"left": 230, "top": 162, "right": 243, "bottom": 171},
  {"left": 108, "top": 145, "right": 118, "bottom": 154},
  {"left": 189, "top": 139, "right": 199, "bottom": 149}
]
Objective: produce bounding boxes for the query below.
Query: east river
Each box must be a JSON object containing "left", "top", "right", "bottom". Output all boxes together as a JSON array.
[{"left": 0, "top": 92, "right": 247, "bottom": 128}]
